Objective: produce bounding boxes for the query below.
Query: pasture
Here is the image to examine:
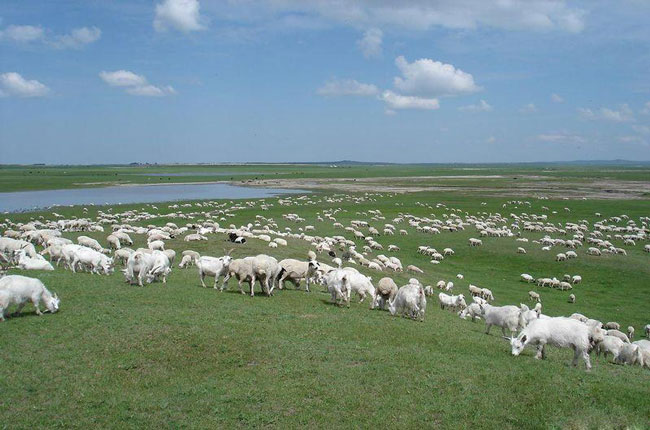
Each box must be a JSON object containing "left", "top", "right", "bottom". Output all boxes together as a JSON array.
[{"left": 1, "top": 166, "right": 649, "bottom": 429}]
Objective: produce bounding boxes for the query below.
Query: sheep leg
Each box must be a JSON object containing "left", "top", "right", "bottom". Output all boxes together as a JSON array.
[
  {"left": 583, "top": 351, "right": 592, "bottom": 371},
  {"left": 213, "top": 276, "right": 219, "bottom": 290},
  {"left": 220, "top": 273, "right": 231, "bottom": 292},
  {"left": 12, "top": 301, "right": 27, "bottom": 317},
  {"left": 572, "top": 346, "right": 580, "bottom": 367},
  {"left": 485, "top": 324, "right": 492, "bottom": 335},
  {"left": 200, "top": 272, "right": 207, "bottom": 288}
]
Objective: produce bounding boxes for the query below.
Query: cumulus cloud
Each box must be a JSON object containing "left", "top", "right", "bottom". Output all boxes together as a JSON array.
[
  {"left": 578, "top": 104, "right": 634, "bottom": 122},
  {"left": 317, "top": 79, "right": 379, "bottom": 97},
  {"left": 459, "top": 99, "right": 492, "bottom": 112},
  {"left": 50, "top": 27, "right": 101, "bottom": 49},
  {"left": 520, "top": 103, "right": 537, "bottom": 113},
  {"left": 154, "top": 0, "right": 206, "bottom": 32},
  {"left": 357, "top": 28, "right": 382, "bottom": 59},
  {"left": 551, "top": 93, "right": 564, "bottom": 103},
  {"left": 393, "top": 56, "right": 479, "bottom": 98},
  {"left": 0, "top": 25, "right": 44, "bottom": 42},
  {"left": 0, "top": 72, "right": 50, "bottom": 97},
  {"left": 380, "top": 90, "right": 439, "bottom": 110},
  {"left": 99, "top": 70, "right": 175, "bottom": 97},
  {"left": 536, "top": 133, "right": 586, "bottom": 145}
]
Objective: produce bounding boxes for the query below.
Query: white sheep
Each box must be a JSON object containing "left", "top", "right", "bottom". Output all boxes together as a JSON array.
[
  {"left": 389, "top": 282, "right": 426, "bottom": 321},
  {"left": 606, "top": 329, "right": 629, "bottom": 343},
  {"left": 197, "top": 255, "right": 233, "bottom": 289},
  {"left": 615, "top": 343, "right": 643, "bottom": 366},
  {"left": 627, "top": 326, "right": 634, "bottom": 340},
  {"left": 604, "top": 322, "right": 620, "bottom": 331},
  {"left": 572, "top": 275, "right": 582, "bottom": 284},
  {"left": 373, "top": 277, "right": 398, "bottom": 310},
  {"left": 528, "top": 291, "right": 540, "bottom": 302},
  {"left": 0, "top": 275, "right": 60, "bottom": 320},
  {"left": 596, "top": 335, "right": 625, "bottom": 361},
  {"left": 520, "top": 274, "right": 535, "bottom": 283},
  {"left": 278, "top": 259, "right": 321, "bottom": 292},
  {"left": 568, "top": 294, "right": 575, "bottom": 303},
  {"left": 509, "top": 317, "right": 592, "bottom": 370},
  {"left": 406, "top": 265, "right": 424, "bottom": 274},
  {"left": 458, "top": 302, "right": 482, "bottom": 322},
  {"left": 480, "top": 304, "right": 521, "bottom": 337},
  {"left": 438, "top": 293, "right": 466, "bottom": 312}
]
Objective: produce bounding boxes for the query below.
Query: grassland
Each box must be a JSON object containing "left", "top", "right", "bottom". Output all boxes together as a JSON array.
[{"left": 1, "top": 167, "right": 649, "bottom": 429}]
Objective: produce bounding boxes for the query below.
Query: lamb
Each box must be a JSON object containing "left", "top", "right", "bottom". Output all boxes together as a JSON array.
[
  {"left": 389, "top": 282, "right": 426, "bottom": 321},
  {"left": 180, "top": 250, "right": 200, "bottom": 267},
  {"left": 606, "top": 329, "right": 629, "bottom": 343},
  {"left": 509, "top": 317, "right": 592, "bottom": 370},
  {"left": 568, "top": 294, "right": 576, "bottom": 303},
  {"left": 106, "top": 234, "right": 121, "bottom": 250},
  {"left": 0, "top": 275, "right": 60, "bottom": 321},
  {"left": 518, "top": 303, "right": 544, "bottom": 328},
  {"left": 438, "top": 293, "right": 466, "bottom": 312},
  {"left": 528, "top": 291, "right": 541, "bottom": 302},
  {"left": 325, "top": 269, "right": 351, "bottom": 307},
  {"left": 521, "top": 274, "right": 535, "bottom": 283},
  {"left": 572, "top": 275, "right": 582, "bottom": 284},
  {"left": 458, "top": 302, "right": 482, "bottom": 322},
  {"left": 596, "top": 335, "right": 625, "bottom": 360},
  {"left": 627, "top": 326, "right": 634, "bottom": 340},
  {"left": 604, "top": 322, "right": 620, "bottom": 331},
  {"left": 479, "top": 304, "right": 521, "bottom": 337},
  {"left": 614, "top": 343, "right": 643, "bottom": 366},
  {"left": 278, "top": 259, "right": 321, "bottom": 292},
  {"left": 481, "top": 288, "right": 494, "bottom": 301},
  {"left": 406, "top": 265, "right": 424, "bottom": 274},
  {"left": 197, "top": 255, "right": 233, "bottom": 289},
  {"left": 373, "top": 277, "right": 398, "bottom": 310},
  {"left": 341, "top": 270, "right": 375, "bottom": 306}
]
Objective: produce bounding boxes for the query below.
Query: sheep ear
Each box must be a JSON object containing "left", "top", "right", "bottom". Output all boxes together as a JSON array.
[{"left": 521, "top": 335, "right": 527, "bottom": 343}]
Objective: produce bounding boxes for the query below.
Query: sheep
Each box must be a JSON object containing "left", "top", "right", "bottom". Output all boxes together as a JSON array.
[
  {"left": 606, "top": 329, "right": 629, "bottom": 343},
  {"left": 163, "top": 249, "right": 176, "bottom": 266},
  {"left": 0, "top": 275, "right": 60, "bottom": 320},
  {"left": 438, "top": 293, "right": 466, "bottom": 312},
  {"left": 252, "top": 254, "right": 282, "bottom": 296},
  {"left": 615, "top": 343, "right": 643, "bottom": 366},
  {"left": 518, "top": 303, "right": 544, "bottom": 328},
  {"left": 124, "top": 251, "right": 167, "bottom": 286},
  {"left": 373, "top": 277, "right": 398, "bottom": 310},
  {"left": 479, "top": 304, "right": 521, "bottom": 337},
  {"left": 443, "top": 248, "right": 455, "bottom": 256},
  {"left": 148, "top": 240, "right": 165, "bottom": 251},
  {"left": 628, "top": 326, "right": 635, "bottom": 340},
  {"left": 509, "top": 317, "right": 592, "bottom": 370},
  {"left": 106, "top": 234, "right": 121, "bottom": 250},
  {"left": 222, "top": 257, "right": 256, "bottom": 295},
  {"left": 14, "top": 250, "right": 55, "bottom": 271},
  {"left": 278, "top": 259, "right": 321, "bottom": 292},
  {"left": 517, "top": 247, "right": 527, "bottom": 254},
  {"left": 340, "top": 270, "right": 375, "bottom": 306},
  {"left": 325, "top": 269, "right": 351, "bottom": 307},
  {"left": 444, "top": 281, "right": 454, "bottom": 292},
  {"left": 556, "top": 253, "right": 567, "bottom": 262},
  {"left": 604, "top": 322, "right": 620, "bottom": 331},
  {"left": 387, "top": 245, "right": 400, "bottom": 252},
  {"left": 268, "top": 242, "right": 278, "bottom": 248},
  {"left": 646, "top": 324, "right": 650, "bottom": 339},
  {"left": 406, "top": 265, "right": 424, "bottom": 274},
  {"left": 568, "top": 294, "right": 575, "bottom": 303},
  {"left": 180, "top": 250, "right": 200, "bottom": 267},
  {"left": 114, "top": 248, "right": 134, "bottom": 265},
  {"left": 77, "top": 235, "right": 104, "bottom": 252},
  {"left": 468, "top": 238, "right": 482, "bottom": 246},
  {"left": 528, "top": 291, "right": 540, "bottom": 302},
  {"left": 184, "top": 233, "right": 208, "bottom": 242},
  {"left": 596, "top": 335, "right": 625, "bottom": 360},
  {"left": 389, "top": 282, "right": 426, "bottom": 321},
  {"left": 197, "top": 255, "right": 233, "bottom": 289},
  {"left": 481, "top": 288, "right": 494, "bottom": 301},
  {"left": 521, "top": 274, "right": 535, "bottom": 283},
  {"left": 572, "top": 275, "right": 582, "bottom": 284},
  {"left": 0, "top": 238, "right": 38, "bottom": 261},
  {"left": 456, "top": 274, "right": 464, "bottom": 280},
  {"left": 458, "top": 302, "right": 482, "bottom": 322}
]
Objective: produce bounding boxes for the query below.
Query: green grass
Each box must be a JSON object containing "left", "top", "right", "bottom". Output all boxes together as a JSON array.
[{"left": 1, "top": 180, "right": 649, "bottom": 428}]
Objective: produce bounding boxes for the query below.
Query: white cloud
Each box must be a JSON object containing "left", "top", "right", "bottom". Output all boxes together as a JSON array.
[
  {"left": 357, "top": 28, "right": 382, "bottom": 59},
  {"left": 0, "top": 25, "right": 44, "bottom": 42},
  {"left": 632, "top": 125, "right": 650, "bottom": 135},
  {"left": 536, "top": 133, "right": 586, "bottom": 145},
  {"left": 617, "top": 136, "right": 647, "bottom": 146},
  {"left": 384, "top": 108, "right": 396, "bottom": 115},
  {"left": 520, "top": 103, "right": 537, "bottom": 113},
  {"left": 154, "top": 0, "right": 206, "bottom": 32},
  {"left": 380, "top": 90, "right": 439, "bottom": 110},
  {"left": 50, "top": 27, "right": 101, "bottom": 49},
  {"left": 459, "top": 99, "right": 492, "bottom": 112},
  {"left": 393, "top": 56, "right": 479, "bottom": 98},
  {"left": 551, "top": 93, "right": 564, "bottom": 103},
  {"left": 578, "top": 104, "right": 634, "bottom": 122},
  {"left": 317, "top": 79, "right": 379, "bottom": 97},
  {"left": 0, "top": 72, "right": 50, "bottom": 97},
  {"left": 237, "top": 1, "right": 585, "bottom": 33},
  {"left": 99, "top": 70, "right": 175, "bottom": 97}
]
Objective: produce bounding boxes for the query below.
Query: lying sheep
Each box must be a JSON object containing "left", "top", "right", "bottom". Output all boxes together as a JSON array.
[
  {"left": 509, "top": 317, "right": 592, "bottom": 370},
  {"left": 388, "top": 282, "right": 426, "bottom": 321},
  {"left": 373, "top": 277, "right": 398, "bottom": 310}
]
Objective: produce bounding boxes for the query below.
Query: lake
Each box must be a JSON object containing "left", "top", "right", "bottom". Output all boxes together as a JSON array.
[{"left": 0, "top": 183, "right": 302, "bottom": 213}]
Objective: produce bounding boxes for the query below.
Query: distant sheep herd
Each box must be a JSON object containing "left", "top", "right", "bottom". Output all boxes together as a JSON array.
[{"left": 1, "top": 195, "right": 649, "bottom": 372}]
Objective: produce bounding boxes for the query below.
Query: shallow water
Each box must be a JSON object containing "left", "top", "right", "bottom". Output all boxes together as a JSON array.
[{"left": 0, "top": 183, "right": 302, "bottom": 213}]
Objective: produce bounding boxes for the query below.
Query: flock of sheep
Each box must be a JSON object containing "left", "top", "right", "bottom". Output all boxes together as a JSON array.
[{"left": 1, "top": 193, "right": 649, "bottom": 372}]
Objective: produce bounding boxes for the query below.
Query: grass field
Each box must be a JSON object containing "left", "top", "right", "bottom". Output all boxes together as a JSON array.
[{"left": 1, "top": 166, "right": 649, "bottom": 429}]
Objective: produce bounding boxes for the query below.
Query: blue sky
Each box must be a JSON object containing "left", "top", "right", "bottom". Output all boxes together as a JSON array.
[{"left": 1, "top": 0, "right": 649, "bottom": 164}]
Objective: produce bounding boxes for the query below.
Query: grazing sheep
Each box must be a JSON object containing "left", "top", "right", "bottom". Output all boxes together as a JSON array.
[
  {"left": 407, "top": 265, "right": 424, "bottom": 274},
  {"left": 604, "top": 322, "right": 620, "bottom": 331},
  {"left": 645, "top": 324, "right": 650, "bottom": 339},
  {"left": 373, "top": 277, "right": 398, "bottom": 310},
  {"left": 627, "top": 326, "right": 635, "bottom": 340},
  {"left": 521, "top": 274, "right": 535, "bottom": 283},
  {"left": 114, "top": 248, "right": 134, "bottom": 265},
  {"left": 456, "top": 274, "right": 464, "bottom": 280},
  {"left": 556, "top": 253, "right": 567, "bottom": 262},
  {"left": 389, "top": 282, "right": 426, "bottom": 321},
  {"left": 615, "top": 343, "right": 643, "bottom": 366},
  {"left": 528, "top": 291, "right": 540, "bottom": 302},
  {"left": 480, "top": 304, "right": 521, "bottom": 337},
  {"left": 468, "top": 284, "right": 482, "bottom": 297},
  {"left": 518, "top": 303, "right": 543, "bottom": 328},
  {"left": 106, "top": 234, "right": 121, "bottom": 250},
  {"left": 14, "top": 250, "right": 55, "bottom": 271},
  {"left": 572, "top": 275, "right": 582, "bottom": 284},
  {"left": 517, "top": 247, "right": 526, "bottom": 254},
  {"left": 606, "top": 329, "right": 629, "bottom": 343},
  {"left": 596, "top": 335, "right": 625, "bottom": 360},
  {"left": 568, "top": 294, "right": 575, "bottom": 304},
  {"left": 509, "top": 317, "right": 592, "bottom": 370},
  {"left": 481, "top": 288, "right": 494, "bottom": 301},
  {"left": 458, "top": 302, "right": 482, "bottom": 322},
  {"left": 0, "top": 275, "right": 60, "bottom": 320},
  {"left": 278, "top": 259, "right": 321, "bottom": 292},
  {"left": 438, "top": 293, "right": 467, "bottom": 312}
]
